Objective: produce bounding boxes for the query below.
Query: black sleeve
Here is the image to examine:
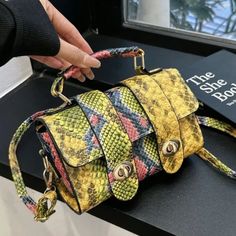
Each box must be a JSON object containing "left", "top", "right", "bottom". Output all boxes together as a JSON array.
[{"left": 0, "top": 0, "right": 60, "bottom": 66}]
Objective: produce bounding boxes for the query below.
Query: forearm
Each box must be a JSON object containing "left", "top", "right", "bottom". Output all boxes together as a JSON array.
[{"left": 0, "top": 0, "right": 60, "bottom": 66}]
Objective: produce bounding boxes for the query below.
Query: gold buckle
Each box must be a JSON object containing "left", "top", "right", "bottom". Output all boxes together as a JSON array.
[
  {"left": 34, "top": 190, "right": 57, "bottom": 222},
  {"left": 134, "top": 49, "right": 145, "bottom": 71}
]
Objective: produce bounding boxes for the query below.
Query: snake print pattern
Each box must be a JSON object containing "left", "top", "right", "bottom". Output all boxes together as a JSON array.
[
  {"left": 11, "top": 66, "right": 235, "bottom": 221},
  {"left": 9, "top": 105, "right": 67, "bottom": 218},
  {"left": 35, "top": 69, "right": 202, "bottom": 213},
  {"left": 75, "top": 90, "right": 139, "bottom": 201},
  {"left": 63, "top": 47, "right": 142, "bottom": 79},
  {"left": 121, "top": 69, "right": 202, "bottom": 173},
  {"left": 196, "top": 116, "right": 236, "bottom": 178}
]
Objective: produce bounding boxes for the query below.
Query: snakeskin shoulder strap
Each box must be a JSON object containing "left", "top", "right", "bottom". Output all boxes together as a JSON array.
[{"left": 197, "top": 116, "right": 236, "bottom": 178}]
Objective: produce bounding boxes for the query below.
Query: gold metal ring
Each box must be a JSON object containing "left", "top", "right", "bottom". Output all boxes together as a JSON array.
[{"left": 134, "top": 49, "right": 145, "bottom": 70}]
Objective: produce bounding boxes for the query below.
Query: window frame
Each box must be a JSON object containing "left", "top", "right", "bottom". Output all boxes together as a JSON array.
[{"left": 122, "top": 0, "right": 236, "bottom": 50}]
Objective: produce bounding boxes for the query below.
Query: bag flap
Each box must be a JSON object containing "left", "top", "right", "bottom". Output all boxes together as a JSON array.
[
  {"left": 151, "top": 68, "right": 199, "bottom": 119},
  {"left": 120, "top": 68, "right": 200, "bottom": 174},
  {"left": 37, "top": 105, "right": 104, "bottom": 167},
  {"left": 105, "top": 86, "right": 153, "bottom": 142},
  {"left": 37, "top": 68, "right": 198, "bottom": 168},
  {"left": 37, "top": 87, "right": 154, "bottom": 168}
]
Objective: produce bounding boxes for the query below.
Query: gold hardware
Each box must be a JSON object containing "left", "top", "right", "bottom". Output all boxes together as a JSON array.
[
  {"left": 134, "top": 49, "right": 145, "bottom": 71},
  {"left": 43, "top": 169, "right": 53, "bottom": 189},
  {"left": 162, "top": 140, "right": 180, "bottom": 156},
  {"left": 113, "top": 161, "right": 133, "bottom": 181},
  {"left": 39, "top": 150, "right": 55, "bottom": 190},
  {"left": 34, "top": 190, "right": 57, "bottom": 222},
  {"left": 148, "top": 68, "right": 162, "bottom": 74},
  {"left": 57, "top": 92, "right": 72, "bottom": 105},
  {"left": 51, "top": 76, "right": 72, "bottom": 105},
  {"left": 35, "top": 150, "right": 57, "bottom": 222}
]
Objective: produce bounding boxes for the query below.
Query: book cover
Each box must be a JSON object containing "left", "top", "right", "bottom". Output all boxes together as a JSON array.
[{"left": 181, "top": 50, "right": 236, "bottom": 124}]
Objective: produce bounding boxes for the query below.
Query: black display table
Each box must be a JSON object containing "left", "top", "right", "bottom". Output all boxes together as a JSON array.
[{"left": 1, "top": 35, "right": 236, "bottom": 236}]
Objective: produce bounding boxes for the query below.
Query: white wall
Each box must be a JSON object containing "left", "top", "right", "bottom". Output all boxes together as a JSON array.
[
  {"left": 0, "top": 57, "right": 33, "bottom": 98},
  {"left": 0, "top": 177, "right": 136, "bottom": 236}
]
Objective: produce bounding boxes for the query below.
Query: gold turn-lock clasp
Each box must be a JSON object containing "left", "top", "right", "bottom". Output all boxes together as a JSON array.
[{"left": 113, "top": 161, "right": 133, "bottom": 181}]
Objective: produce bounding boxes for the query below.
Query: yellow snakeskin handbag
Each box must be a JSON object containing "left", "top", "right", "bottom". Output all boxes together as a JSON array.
[{"left": 9, "top": 47, "right": 236, "bottom": 222}]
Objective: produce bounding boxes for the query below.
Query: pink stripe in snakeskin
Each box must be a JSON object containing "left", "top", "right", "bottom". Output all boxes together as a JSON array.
[
  {"left": 42, "top": 133, "right": 73, "bottom": 194},
  {"left": 139, "top": 117, "right": 149, "bottom": 128},
  {"left": 117, "top": 112, "right": 140, "bottom": 142},
  {"left": 92, "top": 135, "right": 99, "bottom": 146},
  {"left": 26, "top": 203, "right": 37, "bottom": 213},
  {"left": 134, "top": 157, "right": 148, "bottom": 181},
  {"left": 108, "top": 172, "right": 115, "bottom": 183},
  {"left": 31, "top": 111, "right": 45, "bottom": 120},
  {"left": 90, "top": 114, "right": 100, "bottom": 126},
  {"left": 92, "top": 50, "right": 111, "bottom": 60},
  {"left": 121, "top": 51, "right": 140, "bottom": 58},
  {"left": 64, "top": 66, "right": 80, "bottom": 79}
]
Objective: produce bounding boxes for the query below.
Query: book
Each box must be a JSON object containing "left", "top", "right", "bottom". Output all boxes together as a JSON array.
[{"left": 181, "top": 50, "right": 236, "bottom": 124}]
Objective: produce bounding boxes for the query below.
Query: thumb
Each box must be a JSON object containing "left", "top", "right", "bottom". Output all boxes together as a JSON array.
[{"left": 57, "top": 38, "right": 101, "bottom": 68}]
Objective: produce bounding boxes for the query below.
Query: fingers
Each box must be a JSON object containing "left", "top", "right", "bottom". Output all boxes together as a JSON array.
[
  {"left": 80, "top": 68, "right": 95, "bottom": 80},
  {"left": 46, "top": 1, "right": 93, "bottom": 54},
  {"left": 54, "top": 56, "right": 71, "bottom": 68},
  {"left": 71, "top": 70, "right": 84, "bottom": 82},
  {"left": 31, "top": 56, "right": 64, "bottom": 69},
  {"left": 32, "top": 55, "right": 96, "bottom": 82},
  {"left": 57, "top": 38, "right": 101, "bottom": 69},
  {"left": 38, "top": 0, "right": 98, "bottom": 82},
  {"left": 35, "top": 1, "right": 99, "bottom": 82}
]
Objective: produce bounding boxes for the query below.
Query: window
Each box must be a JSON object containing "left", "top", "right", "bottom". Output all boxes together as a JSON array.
[{"left": 125, "top": 0, "right": 236, "bottom": 48}]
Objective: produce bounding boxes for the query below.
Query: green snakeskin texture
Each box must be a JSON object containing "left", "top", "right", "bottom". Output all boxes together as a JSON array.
[
  {"left": 196, "top": 116, "right": 236, "bottom": 179},
  {"left": 106, "top": 86, "right": 153, "bottom": 141},
  {"left": 179, "top": 114, "right": 203, "bottom": 158},
  {"left": 40, "top": 106, "right": 103, "bottom": 167},
  {"left": 151, "top": 69, "right": 199, "bottom": 119},
  {"left": 64, "top": 158, "right": 111, "bottom": 212},
  {"left": 76, "top": 90, "right": 139, "bottom": 200},
  {"left": 10, "top": 119, "right": 30, "bottom": 197},
  {"left": 198, "top": 116, "right": 236, "bottom": 138}
]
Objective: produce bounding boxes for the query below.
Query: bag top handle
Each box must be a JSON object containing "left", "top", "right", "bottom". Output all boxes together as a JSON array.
[
  {"left": 51, "top": 46, "right": 145, "bottom": 104},
  {"left": 62, "top": 46, "right": 145, "bottom": 79}
]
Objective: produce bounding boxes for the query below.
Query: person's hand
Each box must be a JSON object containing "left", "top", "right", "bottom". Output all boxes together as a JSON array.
[{"left": 31, "top": 0, "right": 101, "bottom": 81}]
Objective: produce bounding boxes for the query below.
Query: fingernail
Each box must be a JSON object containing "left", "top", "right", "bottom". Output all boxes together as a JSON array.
[
  {"left": 72, "top": 72, "right": 81, "bottom": 80},
  {"left": 84, "top": 55, "right": 101, "bottom": 68},
  {"left": 87, "top": 72, "right": 95, "bottom": 80},
  {"left": 80, "top": 75, "right": 86, "bottom": 82}
]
